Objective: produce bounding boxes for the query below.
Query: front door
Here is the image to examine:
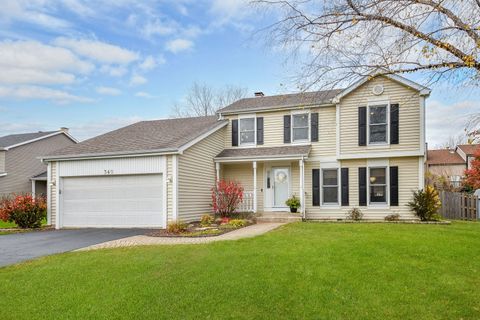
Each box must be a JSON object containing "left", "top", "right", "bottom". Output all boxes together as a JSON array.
[{"left": 272, "top": 167, "right": 290, "bottom": 207}]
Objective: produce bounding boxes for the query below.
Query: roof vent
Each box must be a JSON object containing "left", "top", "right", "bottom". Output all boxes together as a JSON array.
[{"left": 254, "top": 92, "right": 264, "bottom": 97}]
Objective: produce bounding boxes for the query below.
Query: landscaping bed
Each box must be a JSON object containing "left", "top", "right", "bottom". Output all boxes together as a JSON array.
[{"left": 147, "top": 216, "right": 256, "bottom": 238}]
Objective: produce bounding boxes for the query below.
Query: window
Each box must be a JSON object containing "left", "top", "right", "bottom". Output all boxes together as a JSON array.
[
  {"left": 292, "top": 113, "right": 309, "bottom": 142},
  {"left": 239, "top": 118, "right": 255, "bottom": 145},
  {"left": 322, "top": 169, "right": 338, "bottom": 204},
  {"left": 369, "top": 105, "right": 388, "bottom": 144},
  {"left": 369, "top": 167, "right": 387, "bottom": 203}
]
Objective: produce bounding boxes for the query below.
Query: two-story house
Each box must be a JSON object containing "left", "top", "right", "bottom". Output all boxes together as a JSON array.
[
  {"left": 42, "top": 72, "right": 430, "bottom": 229},
  {"left": 0, "top": 129, "right": 77, "bottom": 197}
]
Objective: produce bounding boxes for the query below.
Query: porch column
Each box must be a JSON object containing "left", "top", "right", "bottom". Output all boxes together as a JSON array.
[
  {"left": 215, "top": 162, "right": 220, "bottom": 182},
  {"left": 299, "top": 158, "right": 305, "bottom": 218},
  {"left": 253, "top": 161, "right": 257, "bottom": 213},
  {"left": 31, "top": 180, "right": 36, "bottom": 197}
]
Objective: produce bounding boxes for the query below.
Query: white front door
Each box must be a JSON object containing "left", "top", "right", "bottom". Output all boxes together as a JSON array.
[{"left": 272, "top": 167, "right": 290, "bottom": 208}]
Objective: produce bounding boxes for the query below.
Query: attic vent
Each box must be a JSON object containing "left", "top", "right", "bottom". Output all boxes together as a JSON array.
[{"left": 254, "top": 92, "right": 264, "bottom": 97}]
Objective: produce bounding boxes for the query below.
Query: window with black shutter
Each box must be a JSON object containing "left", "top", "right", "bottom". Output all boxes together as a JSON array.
[
  {"left": 284, "top": 115, "right": 291, "bottom": 143},
  {"left": 390, "top": 104, "right": 399, "bottom": 144},
  {"left": 311, "top": 112, "right": 319, "bottom": 142},
  {"left": 231, "top": 119, "right": 238, "bottom": 146},
  {"left": 390, "top": 166, "right": 399, "bottom": 206},
  {"left": 358, "top": 107, "right": 367, "bottom": 146},
  {"left": 312, "top": 169, "right": 320, "bottom": 206},
  {"left": 358, "top": 167, "right": 367, "bottom": 206},
  {"left": 341, "top": 168, "right": 349, "bottom": 206},
  {"left": 256, "top": 117, "right": 264, "bottom": 145}
]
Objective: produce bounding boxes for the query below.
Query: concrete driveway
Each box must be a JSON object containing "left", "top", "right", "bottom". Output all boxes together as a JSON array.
[{"left": 0, "top": 229, "right": 149, "bottom": 267}]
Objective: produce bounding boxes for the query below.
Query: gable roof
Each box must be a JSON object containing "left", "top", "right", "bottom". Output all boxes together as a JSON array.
[
  {"left": 457, "top": 144, "right": 479, "bottom": 156},
  {"left": 42, "top": 116, "right": 227, "bottom": 160},
  {"left": 0, "top": 131, "right": 58, "bottom": 149},
  {"left": 217, "top": 89, "right": 342, "bottom": 114},
  {"left": 427, "top": 149, "right": 465, "bottom": 165},
  {"left": 215, "top": 145, "right": 311, "bottom": 161}
]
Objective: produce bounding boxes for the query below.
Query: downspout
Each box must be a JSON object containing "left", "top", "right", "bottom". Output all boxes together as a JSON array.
[{"left": 301, "top": 155, "right": 306, "bottom": 221}]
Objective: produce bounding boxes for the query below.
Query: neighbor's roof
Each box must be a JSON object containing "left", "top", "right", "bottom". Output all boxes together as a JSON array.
[
  {"left": 427, "top": 149, "right": 465, "bottom": 165},
  {"left": 215, "top": 145, "right": 311, "bottom": 161},
  {"left": 217, "top": 89, "right": 343, "bottom": 114},
  {"left": 0, "top": 131, "right": 58, "bottom": 149},
  {"left": 457, "top": 144, "right": 479, "bottom": 155},
  {"left": 43, "top": 116, "right": 227, "bottom": 160}
]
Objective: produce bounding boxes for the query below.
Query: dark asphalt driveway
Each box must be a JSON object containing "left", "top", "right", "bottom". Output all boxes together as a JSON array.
[{"left": 0, "top": 229, "right": 149, "bottom": 267}]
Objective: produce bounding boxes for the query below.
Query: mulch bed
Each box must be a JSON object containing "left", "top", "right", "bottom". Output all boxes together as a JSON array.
[
  {"left": 147, "top": 220, "right": 255, "bottom": 238},
  {"left": 0, "top": 226, "right": 54, "bottom": 234}
]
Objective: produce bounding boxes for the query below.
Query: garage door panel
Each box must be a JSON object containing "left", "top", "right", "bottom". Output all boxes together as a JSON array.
[{"left": 61, "top": 174, "right": 164, "bottom": 228}]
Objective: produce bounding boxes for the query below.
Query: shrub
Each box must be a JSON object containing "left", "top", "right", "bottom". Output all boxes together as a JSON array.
[
  {"left": 384, "top": 213, "right": 400, "bottom": 221},
  {"left": 0, "top": 194, "right": 46, "bottom": 229},
  {"left": 346, "top": 207, "right": 363, "bottom": 221},
  {"left": 285, "top": 195, "right": 301, "bottom": 209},
  {"left": 167, "top": 222, "right": 188, "bottom": 234},
  {"left": 200, "top": 214, "right": 214, "bottom": 227},
  {"left": 211, "top": 180, "right": 244, "bottom": 218},
  {"left": 407, "top": 186, "right": 442, "bottom": 221},
  {"left": 228, "top": 219, "right": 247, "bottom": 228}
]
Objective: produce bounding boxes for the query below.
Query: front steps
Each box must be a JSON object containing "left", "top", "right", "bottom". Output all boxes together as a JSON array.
[{"left": 256, "top": 212, "right": 303, "bottom": 223}]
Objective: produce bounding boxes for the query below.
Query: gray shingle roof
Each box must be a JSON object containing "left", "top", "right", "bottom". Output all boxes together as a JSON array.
[
  {"left": 217, "top": 89, "right": 343, "bottom": 114},
  {"left": 0, "top": 131, "right": 57, "bottom": 148},
  {"left": 45, "top": 116, "right": 226, "bottom": 159},
  {"left": 216, "top": 145, "right": 311, "bottom": 160},
  {"left": 31, "top": 171, "right": 47, "bottom": 180}
]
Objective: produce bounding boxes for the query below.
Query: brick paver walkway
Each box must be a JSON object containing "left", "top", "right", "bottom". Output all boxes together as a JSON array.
[{"left": 77, "top": 223, "right": 284, "bottom": 251}]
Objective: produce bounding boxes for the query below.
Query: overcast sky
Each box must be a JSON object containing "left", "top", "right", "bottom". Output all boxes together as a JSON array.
[{"left": 0, "top": 0, "right": 478, "bottom": 147}]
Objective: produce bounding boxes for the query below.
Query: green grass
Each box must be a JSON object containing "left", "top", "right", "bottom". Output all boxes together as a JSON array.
[
  {"left": 0, "top": 218, "right": 48, "bottom": 230},
  {"left": 1, "top": 222, "right": 480, "bottom": 319}
]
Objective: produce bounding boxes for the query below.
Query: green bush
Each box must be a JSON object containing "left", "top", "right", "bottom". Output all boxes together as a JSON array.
[
  {"left": 228, "top": 219, "right": 247, "bottom": 228},
  {"left": 346, "top": 207, "right": 363, "bottom": 221},
  {"left": 407, "top": 186, "right": 442, "bottom": 221},
  {"left": 200, "top": 214, "right": 214, "bottom": 227},
  {"left": 0, "top": 194, "right": 46, "bottom": 229},
  {"left": 167, "top": 222, "right": 188, "bottom": 234},
  {"left": 285, "top": 195, "right": 301, "bottom": 209}
]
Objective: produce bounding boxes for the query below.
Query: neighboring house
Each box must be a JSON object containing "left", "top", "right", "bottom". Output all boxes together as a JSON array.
[
  {"left": 0, "top": 129, "right": 77, "bottom": 197},
  {"left": 426, "top": 144, "right": 479, "bottom": 187},
  {"left": 42, "top": 72, "right": 430, "bottom": 229}
]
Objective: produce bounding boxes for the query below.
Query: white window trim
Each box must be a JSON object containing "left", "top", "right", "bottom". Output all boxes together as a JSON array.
[
  {"left": 290, "top": 110, "right": 310, "bottom": 144},
  {"left": 367, "top": 166, "right": 389, "bottom": 207},
  {"left": 321, "top": 168, "right": 340, "bottom": 206},
  {"left": 238, "top": 114, "right": 256, "bottom": 147},
  {"left": 367, "top": 101, "right": 390, "bottom": 146}
]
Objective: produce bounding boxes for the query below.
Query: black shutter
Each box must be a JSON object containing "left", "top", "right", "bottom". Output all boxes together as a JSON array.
[
  {"left": 256, "top": 117, "right": 264, "bottom": 145},
  {"left": 284, "top": 115, "right": 291, "bottom": 143},
  {"left": 390, "top": 104, "right": 399, "bottom": 144},
  {"left": 390, "top": 166, "right": 399, "bottom": 206},
  {"left": 311, "top": 112, "right": 319, "bottom": 142},
  {"left": 358, "top": 106, "right": 367, "bottom": 146},
  {"left": 231, "top": 119, "right": 238, "bottom": 146},
  {"left": 359, "top": 167, "right": 367, "bottom": 206},
  {"left": 312, "top": 169, "right": 320, "bottom": 206},
  {"left": 341, "top": 168, "right": 349, "bottom": 206}
]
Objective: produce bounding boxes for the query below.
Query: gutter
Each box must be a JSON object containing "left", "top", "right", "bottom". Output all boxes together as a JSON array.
[{"left": 40, "top": 148, "right": 180, "bottom": 162}]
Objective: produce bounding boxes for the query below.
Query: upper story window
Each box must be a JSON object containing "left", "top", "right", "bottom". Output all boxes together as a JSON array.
[
  {"left": 368, "top": 105, "right": 388, "bottom": 144},
  {"left": 292, "top": 113, "right": 309, "bottom": 142},
  {"left": 239, "top": 117, "right": 255, "bottom": 145},
  {"left": 369, "top": 167, "right": 387, "bottom": 203}
]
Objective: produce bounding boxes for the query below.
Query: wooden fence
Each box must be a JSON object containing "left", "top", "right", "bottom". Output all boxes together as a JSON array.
[{"left": 438, "top": 191, "right": 479, "bottom": 220}]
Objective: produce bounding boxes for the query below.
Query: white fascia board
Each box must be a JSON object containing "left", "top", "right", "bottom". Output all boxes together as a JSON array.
[
  {"left": 0, "top": 172, "right": 7, "bottom": 177},
  {"left": 219, "top": 103, "right": 335, "bottom": 116},
  {"left": 40, "top": 149, "right": 179, "bottom": 162},
  {"left": 338, "top": 150, "right": 424, "bottom": 160},
  {"left": 214, "top": 155, "right": 309, "bottom": 163}
]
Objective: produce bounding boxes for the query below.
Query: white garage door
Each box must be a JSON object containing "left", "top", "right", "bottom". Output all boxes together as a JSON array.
[{"left": 61, "top": 174, "right": 163, "bottom": 228}]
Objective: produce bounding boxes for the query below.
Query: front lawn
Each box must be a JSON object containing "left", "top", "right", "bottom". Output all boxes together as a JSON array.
[
  {"left": 1, "top": 222, "right": 479, "bottom": 319},
  {"left": 0, "top": 218, "right": 48, "bottom": 230}
]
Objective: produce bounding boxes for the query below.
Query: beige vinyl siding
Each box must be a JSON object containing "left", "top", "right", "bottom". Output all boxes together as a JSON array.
[
  {"left": 0, "top": 133, "right": 75, "bottom": 196},
  {"left": 49, "top": 161, "right": 57, "bottom": 226},
  {"left": 177, "top": 127, "right": 226, "bottom": 222},
  {"left": 0, "top": 151, "right": 5, "bottom": 173},
  {"left": 305, "top": 157, "right": 419, "bottom": 220},
  {"left": 221, "top": 163, "right": 265, "bottom": 211},
  {"left": 339, "top": 76, "right": 421, "bottom": 155},
  {"left": 223, "top": 106, "right": 337, "bottom": 157}
]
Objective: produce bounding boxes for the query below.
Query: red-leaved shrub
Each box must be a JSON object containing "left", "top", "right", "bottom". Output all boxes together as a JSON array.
[
  {"left": 211, "top": 180, "right": 244, "bottom": 217},
  {"left": 0, "top": 194, "right": 47, "bottom": 229}
]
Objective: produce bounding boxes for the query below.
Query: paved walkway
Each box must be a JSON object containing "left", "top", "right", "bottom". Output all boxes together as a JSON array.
[{"left": 78, "top": 223, "right": 284, "bottom": 251}]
